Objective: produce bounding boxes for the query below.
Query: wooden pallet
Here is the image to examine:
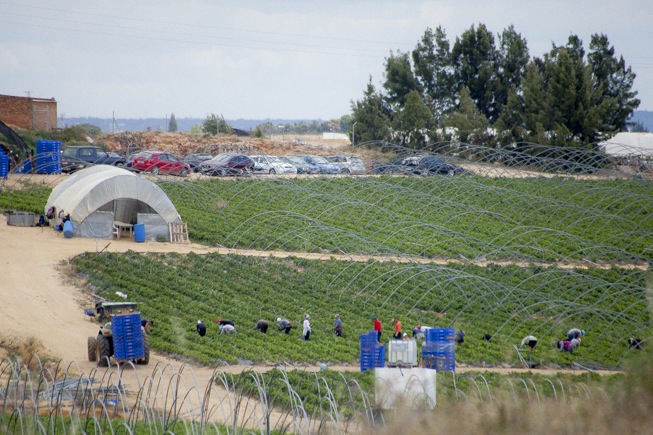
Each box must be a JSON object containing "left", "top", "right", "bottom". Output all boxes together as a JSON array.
[{"left": 168, "top": 221, "right": 189, "bottom": 244}]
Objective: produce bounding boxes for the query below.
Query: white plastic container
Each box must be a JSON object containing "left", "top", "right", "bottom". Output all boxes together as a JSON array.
[{"left": 387, "top": 339, "right": 418, "bottom": 367}]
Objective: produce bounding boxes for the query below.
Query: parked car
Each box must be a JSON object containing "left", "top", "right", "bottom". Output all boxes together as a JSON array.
[
  {"left": 372, "top": 158, "right": 407, "bottom": 175},
  {"left": 295, "top": 155, "right": 341, "bottom": 174},
  {"left": 61, "top": 146, "right": 125, "bottom": 173},
  {"left": 282, "top": 156, "right": 319, "bottom": 174},
  {"left": 373, "top": 156, "right": 465, "bottom": 176},
  {"left": 131, "top": 151, "right": 191, "bottom": 176},
  {"left": 250, "top": 154, "right": 297, "bottom": 174},
  {"left": 326, "top": 155, "right": 366, "bottom": 174},
  {"left": 198, "top": 153, "right": 255, "bottom": 176},
  {"left": 402, "top": 156, "right": 465, "bottom": 176},
  {"left": 183, "top": 153, "right": 213, "bottom": 172}
]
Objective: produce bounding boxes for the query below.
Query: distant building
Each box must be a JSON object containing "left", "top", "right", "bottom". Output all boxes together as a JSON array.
[
  {"left": 600, "top": 132, "right": 653, "bottom": 157},
  {"left": 0, "top": 94, "right": 57, "bottom": 131}
]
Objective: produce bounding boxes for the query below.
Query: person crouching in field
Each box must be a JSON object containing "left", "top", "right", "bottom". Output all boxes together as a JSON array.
[
  {"left": 333, "top": 314, "right": 343, "bottom": 337},
  {"left": 255, "top": 319, "right": 269, "bottom": 333},
  {"left": 521, "top": 335, "right": 538, "bottom": 352},
  {"left": 220, "top": 323, "right": 237, "bottom": 335},
  {"left": 629, "top": 337, "right": 643, "bottom": 350},
  {"left": 277, "top": 317, "right": 292, "bottom": 334},
  {"left": 216, "top": 318, "right": 235, "bottom": 327},
  {"left": 197, "top": 320, "right": 207, "bottom": 337}
]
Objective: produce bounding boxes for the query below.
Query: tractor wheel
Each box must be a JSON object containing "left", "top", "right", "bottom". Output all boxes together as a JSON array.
[
  {"left": 137, "top": 334, "right": 150, "bottom": 365},
  {"left": 87, "top": 336, "right": 98, "bottom": 362},
  {"left": 97, "top": 335, "right": 111, "bottom": 367}
]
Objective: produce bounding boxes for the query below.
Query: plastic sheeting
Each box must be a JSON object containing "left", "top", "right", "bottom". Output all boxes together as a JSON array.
[
  {"left": 45, "top": 165, "right": 181, "bottom": 239},
  {"left": 375, "top": 368, "right": 436, "bottom": 410}
]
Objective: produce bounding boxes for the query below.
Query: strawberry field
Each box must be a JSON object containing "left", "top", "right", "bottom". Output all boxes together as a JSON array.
[
  {"left": 159, "top": 176, "right": 653, "bottom": 264},
  {"left": 71, "top": 250, "right": 650, "bottom": 368}
]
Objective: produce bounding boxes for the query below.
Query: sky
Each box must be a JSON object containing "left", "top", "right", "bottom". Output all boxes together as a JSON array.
[{"left": 2, "top": 1, "right": 652, "bottom": 122}]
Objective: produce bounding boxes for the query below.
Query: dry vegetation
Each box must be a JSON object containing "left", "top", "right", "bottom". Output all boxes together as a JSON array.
[
  {"left": 99, "top": 131, "right": 355, "bottom": 158},
  {"left": 370, "top": 353, "right": 652, "bottom": 435}
]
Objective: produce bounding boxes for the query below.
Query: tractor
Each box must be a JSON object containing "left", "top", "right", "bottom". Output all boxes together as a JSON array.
[{"left": 87, "top": 301, "right": 150, "bottom": 367}]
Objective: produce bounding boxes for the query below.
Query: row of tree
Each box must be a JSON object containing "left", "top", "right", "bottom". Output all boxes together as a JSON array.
[{"left": 351, "top": 24, "right": 640, "bottom": 149}]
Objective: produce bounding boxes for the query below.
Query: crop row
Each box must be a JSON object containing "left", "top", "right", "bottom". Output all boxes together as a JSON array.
[
  {"left": 160, "top": 176, "right": 653, "bottom": 264},
  {"left": 70, "top": 251, "right": 650, "bottom": 367}
]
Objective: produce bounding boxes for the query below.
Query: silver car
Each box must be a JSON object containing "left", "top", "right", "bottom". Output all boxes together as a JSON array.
[
  {"left": 250, "top": 154, "right": 297, "bottom": 174},
  {"left": 326, "top": 155, "right": 366, "bottom": 174}
]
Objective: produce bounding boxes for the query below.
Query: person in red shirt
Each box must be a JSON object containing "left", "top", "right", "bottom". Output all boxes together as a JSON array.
[
  {"left": 372, "top": 316, "right": 382, "bottom": 341},
  {"left": 393, "top": 317, "right": 402, "bottom": 339}
]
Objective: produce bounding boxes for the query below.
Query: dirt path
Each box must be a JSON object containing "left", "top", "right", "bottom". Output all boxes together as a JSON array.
[{"left": 0, "top": 214, "right": 621, "bottom": 378}]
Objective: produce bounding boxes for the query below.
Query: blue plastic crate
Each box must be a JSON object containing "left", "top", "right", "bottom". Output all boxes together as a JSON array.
[
  {"left": 425, "top": 328, "right": 455, "bottom": 343},
  {"left": 112, "top": 313, "right": 144, "bottom": 360}
]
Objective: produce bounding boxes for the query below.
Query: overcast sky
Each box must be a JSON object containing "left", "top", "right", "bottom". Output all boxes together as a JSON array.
[{"left": 2, "top": 1, "right": 652, "bottom": 122}]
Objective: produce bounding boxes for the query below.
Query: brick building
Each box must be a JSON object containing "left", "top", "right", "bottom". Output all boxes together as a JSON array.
[{"left": 0, "top": 94, "right": 57, "bottom": 132}]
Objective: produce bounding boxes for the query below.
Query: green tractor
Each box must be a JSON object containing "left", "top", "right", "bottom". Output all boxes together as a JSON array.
[{"left": 87, "top": 301, "right": 150, "bottom": 367}]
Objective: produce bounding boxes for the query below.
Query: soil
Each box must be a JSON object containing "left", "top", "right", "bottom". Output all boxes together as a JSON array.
[{"left": 0, "top": 212, "right": 621, "bottom": 378}]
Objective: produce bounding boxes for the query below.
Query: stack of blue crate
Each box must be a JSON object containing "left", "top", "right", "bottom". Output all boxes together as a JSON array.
[
  {"left": 422, "top": 328, "right": 455, "bottom": 371},
  {"left": 0, "top": 153, "right": 9, "bottom": 178},
  {"left": 112, "top": 313, "right": 144, "bottom": 360},
  {"left": 360, "top": 331, "right": 385, "bottom": 372}
]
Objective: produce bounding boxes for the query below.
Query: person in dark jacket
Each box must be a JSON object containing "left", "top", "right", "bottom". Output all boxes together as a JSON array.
[
  {"left": 255, "top": 319, "right": 269, "bottom": 333},
  {"left": 333, "top": 314, "right": 343, "bottom": 337},
  {"left": 216, "top": 318, "right": 235, "bottom": 327},
  {"left": 628, "top": 337, "right": 643, "bottom": 350},
  {"left": 197, "top": 320, "right": 207, "bottom": 337},
  {"left": 454, "top": 330, "right": 466, "bottom": 344}
]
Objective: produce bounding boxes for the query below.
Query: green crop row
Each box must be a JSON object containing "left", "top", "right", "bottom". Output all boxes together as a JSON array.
[
  {"left": 160, "top": 176, "right": 653, "bottom": 264},
  {"left": 70, "top": 251, "right": 650, "bottom": 368}
]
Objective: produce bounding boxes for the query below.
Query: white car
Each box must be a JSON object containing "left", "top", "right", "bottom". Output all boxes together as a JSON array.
[
  {"left": 326, "top": 155, "right": 366, "bottom": 174},
  {"left": 250, "top": 154, "right": 297, "bottom": 174}
]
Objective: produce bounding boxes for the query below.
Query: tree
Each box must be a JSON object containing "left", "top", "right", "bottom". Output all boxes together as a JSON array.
[
  {"left": 74, "top": 123, "right": 102, "bottom": 137},
  {"left": 412, "top": 26, "right": 456, "bottom": 120},
  {"left": 495, "top": 26, "right": 529, "bottom": 122},
  {"left": 255, "top": 122, "right": 275, "bottom": 137},
  {"left": 588, "top": 33, "right": 640, "bottom": 132},
  {"left": 395, "top": 90, "right": 433, "bottom": 147},
  {"left": 442, "top": 86, "right": 489, "bottom": 144},
  {"left": 350, "top": 78, "right": 392, "bottom": 143},
  {"left": 522, "top": 61, "right": 547, "bottom": 138},
  {"left": 202, "top": 113, "right": 232, "bottom": 135},
  {"left": 383, "top": 51, "right": 420, "bottom": 109},
  {"left": 168, "top": 113, "right": 178, "bottom": 132},
  {"left": 451, "top": 24, "right": 499, "bottom": 122}
]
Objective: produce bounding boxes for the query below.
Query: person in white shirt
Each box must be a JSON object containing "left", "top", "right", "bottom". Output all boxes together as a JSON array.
[
  {"left": 220, "top": 324, "right": 237, "bottom": 335},
  {"left": 302, "top": 314, "right": 311, "bottom": 341},
  {"left": 521, "top": 335, "right": 538, "bottom": 351}
]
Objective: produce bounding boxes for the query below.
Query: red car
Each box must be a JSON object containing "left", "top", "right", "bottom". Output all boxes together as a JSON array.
[{"left": 131, "top": 151, "right": 191, "bottom": 176}]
